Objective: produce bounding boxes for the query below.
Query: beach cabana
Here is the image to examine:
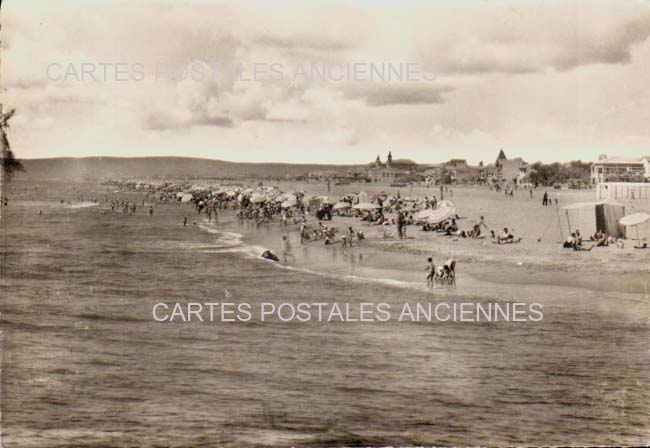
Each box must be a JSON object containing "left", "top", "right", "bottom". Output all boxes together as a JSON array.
[{"left": 562, "top": 201, "right": 626, "bottom": 238}]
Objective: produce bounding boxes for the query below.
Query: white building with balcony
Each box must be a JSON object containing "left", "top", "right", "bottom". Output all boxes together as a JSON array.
[{"left": 590, "top": 155, "right": 649, "bottom": 185}]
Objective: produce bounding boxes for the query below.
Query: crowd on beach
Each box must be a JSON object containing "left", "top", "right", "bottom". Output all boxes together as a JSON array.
[
  {"left": 103, "top": 182, "right": 531, "bottom": 284},
  {"left": 91, "top": 178, "right": 644, "bottom": 286}
]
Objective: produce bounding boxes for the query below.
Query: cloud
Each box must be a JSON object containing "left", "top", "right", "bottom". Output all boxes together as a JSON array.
[
  {"left": 345, "top": 84, "right": 453, "bottom": 107},
  {"left": 4, "top": 0, "right": 650, "bottom": 162},
  {"left": 412, "top": 3, "right": 650, "bottom": 74},
  {"left": 331, "top": 127, "right": 359, "bottom": 146},
  {"left": 253, "top": 34, "right": 351, "bottom": 53}
]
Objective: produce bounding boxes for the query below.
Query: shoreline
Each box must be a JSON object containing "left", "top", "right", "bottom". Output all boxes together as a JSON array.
[
  {"left": 5, "top": 178, "right": 649, "bottom": 297},
  {"left": 212, "top": 208, "right": 650, "bottom": 299}
]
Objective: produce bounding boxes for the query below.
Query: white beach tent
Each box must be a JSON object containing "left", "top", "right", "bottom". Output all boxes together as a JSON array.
[{"left": 180, "top": 194, "right": 193, "bottom": 203}]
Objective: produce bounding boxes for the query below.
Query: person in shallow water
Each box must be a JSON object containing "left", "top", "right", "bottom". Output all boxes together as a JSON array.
[
  {"left": 282, "top": 235, "right": 295, "bottom": 263},
  {"left": 425, "top": 257, "right": 435, "bottom": 287}
]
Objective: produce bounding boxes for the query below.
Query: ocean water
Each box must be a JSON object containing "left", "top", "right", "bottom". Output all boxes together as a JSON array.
[{"left": 2, "top": 186, "right": 649, "bottom": 447}]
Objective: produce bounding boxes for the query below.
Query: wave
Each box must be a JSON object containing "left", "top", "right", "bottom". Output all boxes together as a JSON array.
[
  {"left": 64, "top": 202, "right": 99, "bottom": 209},
  {"left": 276, "top": 262, "right": 457, "bottom": 294},
  {"left": 198, "top": 221, "right": 269, "bottom": 258}
]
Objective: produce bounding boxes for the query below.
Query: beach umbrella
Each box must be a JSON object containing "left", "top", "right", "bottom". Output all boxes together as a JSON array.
[
  {"left": 333, "top": 202, "right": 351, "bottom": 210},
  {"left": 281, "top": 198, "right": 298, "bottom": 208},
  {"left": 353, "top": 202, "right": 380, "bottom": 211},
  {"left": 620, "top": 212, "right": 650, "bottom": 226},
  {"left": 421, "top": 200, "right": 456, "bottom": 224},
  {"left": 415, "top": 209, "right": 436, "bottom": 220},
  {"left": 620, "top": 212, "right": 650, "bottom": 245},
  {"left": 181, "top": 194, "right": 193, "bottom": 203},
  {"left": 176, "top": 192, "right": 185, "bottom": 198},
  {"left": 250, "top": 193, "right": 267, "bottom": 203},
  {"left": 276, "top": 193, "right": 296, "bottom": 203}
]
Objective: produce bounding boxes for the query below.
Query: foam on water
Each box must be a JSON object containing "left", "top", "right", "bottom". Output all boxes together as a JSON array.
[
  {"left": 197, "top": 219, "right": 459, "bottom": 294},
  {"left": 64, "top": 202, "right": 99, "bottom": 209},
  {"left": 199, "top": 222, "right": 269, "bottom": 259}
]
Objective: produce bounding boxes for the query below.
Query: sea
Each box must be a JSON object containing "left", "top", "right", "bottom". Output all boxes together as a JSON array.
[{"left": 1, "top": 181, "right": 649, "bottom": 447}]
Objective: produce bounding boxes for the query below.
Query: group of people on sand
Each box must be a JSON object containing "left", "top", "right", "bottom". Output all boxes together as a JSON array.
[
  {"left": 419, "top": 215, "right": 521, "bottom": 244},
  {"left": 425, "top": 257, "right": 456, "bottom": 286},
  {"left": 563, "top": 229, "right": 625, "bottom": 250}
]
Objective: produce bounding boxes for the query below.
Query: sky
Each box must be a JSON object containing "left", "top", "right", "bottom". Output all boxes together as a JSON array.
[{"left": 3, "top": 0, "right": 650, "bottom": 165}]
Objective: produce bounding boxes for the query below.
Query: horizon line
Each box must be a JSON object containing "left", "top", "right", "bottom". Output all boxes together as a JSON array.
[{"left": 18, "top": 154, "right": 600, "bottom": 166}]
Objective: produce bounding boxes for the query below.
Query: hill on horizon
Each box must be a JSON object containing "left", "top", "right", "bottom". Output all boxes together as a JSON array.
[{"left": 15, "top": 157, "right": 362, "bottom": 181}]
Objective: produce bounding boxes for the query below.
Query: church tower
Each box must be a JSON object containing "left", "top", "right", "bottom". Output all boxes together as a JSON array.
[{"left": 387, "top": 151, "right": 392, "bottom": 166}]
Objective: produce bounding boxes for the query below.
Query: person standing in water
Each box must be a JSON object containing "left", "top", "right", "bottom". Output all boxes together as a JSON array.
[
  {"left": 425, "top": 257, "right": 436, "bottom": 288},
  {"left": 183, "top": 217, "right": 187, "bottom": 227},
  {"left": 282, "top": 235, "right": 295, "bottom": 263},
  {"left": 300, "top": 220, "right": 307, "bottom": 244}
]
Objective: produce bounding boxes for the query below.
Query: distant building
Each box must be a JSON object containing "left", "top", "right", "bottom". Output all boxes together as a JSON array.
[
  {"left": 366, "top": 151, "right": 418, "bottom": 183},
  {"left": 590, "top": 155, "right": 649, "bottom": 185},
  {"left": 491, "top": 149, "right": 528, "bottom": 184},
  {"left": 439, "top": 159, "right": 482, "bottom": 183}
]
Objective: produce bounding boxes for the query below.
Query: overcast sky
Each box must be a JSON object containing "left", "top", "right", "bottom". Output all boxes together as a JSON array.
[{"left": 4, "top": 0, "right": 650, "bottom": 164}]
